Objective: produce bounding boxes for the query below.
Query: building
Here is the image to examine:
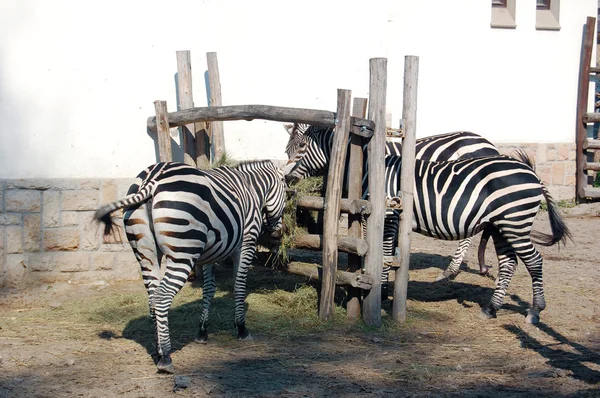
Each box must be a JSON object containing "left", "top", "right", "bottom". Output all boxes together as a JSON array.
[{"left": 0, "top": 0, "right": 597, "bottom": 287}]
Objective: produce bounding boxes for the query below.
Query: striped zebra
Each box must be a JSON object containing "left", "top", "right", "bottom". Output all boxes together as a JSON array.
[
  {"left": 282, "top": 124, "right": 500, "bottom": 285},
  {"left": 382, "top": 151, "right": 571, "bottom": 323},
  {"left": 94, "top": 160, "right": 287, "bottom": 373}
]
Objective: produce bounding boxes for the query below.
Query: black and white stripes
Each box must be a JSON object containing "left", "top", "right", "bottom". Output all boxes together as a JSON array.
[{"left": 94, "top": 160, "right": 286, "bottom": 373}]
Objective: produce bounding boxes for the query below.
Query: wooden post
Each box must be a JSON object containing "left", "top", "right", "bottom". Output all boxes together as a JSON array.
[
  {"left": 346, "top": 97, "right": 368, "bottom": 321},
  {"left": 176, "top": 51, "right": 197, "bottom": 167},
  {"left": 319, "top": 89, "right": 352, "bottom": 321},
  {"left": 393, "top": 55, "right": 419, "bottom": 323},
  {"left": 575, "top": 17, "right": 596, "bottom": 202},
  {"left": 207, "top": 52, "right": 225, "bottom": 163},
  {"left": 363, "top": 58, "right": 387, "bottom": 327},
  {"left": 154, "top": 100, "right": 172, "bottom": 162}
]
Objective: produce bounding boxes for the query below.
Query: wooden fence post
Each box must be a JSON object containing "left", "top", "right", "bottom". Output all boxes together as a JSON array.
[
  {"left": 363, "top": 58, "right": 387, "bottom": 327},
  {"left": 320, "top": 88, "right": 352, "bottom": 321},
  {"left": 207, "top": 52, "right": 225, "bottom": 163},
  {"left": 393, "top": 55, "right": 419, "bottom": 323},
  {"left": 575, "top": 16, "right": 596, "bottom": 202},
  {"left": 346, "top": 97, "right": 368, "bottom": 321},
  {"left": 176, "top": 51, "right": 197, "bottom": 167},
  {"left": 154, "top": 100, "right": 172, "bottom": 162}
]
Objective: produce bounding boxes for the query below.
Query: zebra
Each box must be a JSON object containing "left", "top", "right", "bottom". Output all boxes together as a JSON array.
[
  {"left": 381, "top": 151, "right": 571, "bottom": 323},
  {"left": 94, "top": 160, "right": 287, "bottom": 373},
  {"left": 282, "top": 123, "right": 500, "bottom": 288}
]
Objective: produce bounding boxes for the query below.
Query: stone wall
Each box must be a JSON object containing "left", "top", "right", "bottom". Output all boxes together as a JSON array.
[
  {"left": 0, "top": 143, "right": 577, "bottom": 289},
  {"left": 0, "top": 178, "right": 138, "bottom": 289}
]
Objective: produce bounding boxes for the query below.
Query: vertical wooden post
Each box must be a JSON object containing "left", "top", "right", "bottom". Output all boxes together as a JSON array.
[
  {"left": 319, "top": 89, "right": 352, "bottom": 321},
  {"left": 176, "top": 51, "right": 197, "bottom": 167},
  {"left": 154, "top": 100, "right": 172, "bottom": 162},
  {"left": 363, "top": 58, "right": 387, "bottom": 327},
  {"left": 393, "top": 55, "right": 419, "bottom": 323},
  {"left": 207, "top": 52, "right": 225, "bottom": 163},
  {"left": 346, "top": 97, "right": 368, "bottom": 321},
  {"left": 575, "top": 16, "right": 596, "bottom": 202}
]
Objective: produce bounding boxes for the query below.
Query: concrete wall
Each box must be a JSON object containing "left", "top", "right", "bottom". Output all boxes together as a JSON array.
[{"left": 0, "top": 0, "right": 596, "bottom": 180}]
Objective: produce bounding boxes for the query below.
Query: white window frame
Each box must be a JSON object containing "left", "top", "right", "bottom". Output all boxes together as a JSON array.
[
  {"left": 491, "top": 0, "right": 516, "bottom": 29},
  {"left": 536, "top": 0, "right": 560, "bottom": 31}
]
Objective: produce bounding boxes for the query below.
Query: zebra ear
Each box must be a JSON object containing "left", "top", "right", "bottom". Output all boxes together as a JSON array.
[{"left": 283, "top": 123, "right": 294, "bottom": 135}]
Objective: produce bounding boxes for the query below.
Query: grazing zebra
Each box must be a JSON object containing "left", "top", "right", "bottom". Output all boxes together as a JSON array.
[
  {"left": 94, "top": 160, "right": 287, "bottom": 373},
  {"left": 282, "top": 123, "right": 500, "bottom": 288},
  {"left": 382, "top": 151, "right": 571, "bottom": 323}
]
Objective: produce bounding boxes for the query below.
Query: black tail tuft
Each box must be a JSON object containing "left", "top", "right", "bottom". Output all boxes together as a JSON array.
[
  {"left": 531, "top": 187, "right": 573, "bottom": 247},
  {"left": 93, "top": 207, "right": 123, "bottom": 242}
]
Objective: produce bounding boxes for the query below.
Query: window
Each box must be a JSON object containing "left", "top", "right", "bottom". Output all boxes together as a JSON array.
[
  {"left": 536, "top": 0, "right": 551, "bottom": 10},
  {"left": 491, "top": 0, "right": 516, "bottom": 29},
  {"left": 536, "top": 0, "right": 560, "bottom": 30}
]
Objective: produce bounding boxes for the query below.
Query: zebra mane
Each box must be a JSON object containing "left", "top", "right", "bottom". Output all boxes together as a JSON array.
[
  {"left": 234, "top": 159, "right": 275, "bottom": 170},
  {"left": 510, "top": 149, "right": 536, "bottom": 171}
]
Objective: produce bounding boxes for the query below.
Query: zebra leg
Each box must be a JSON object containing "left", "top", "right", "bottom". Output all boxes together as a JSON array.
[
  {"left": 381, "top": 211, "right": 400, "bottom": 300},
  {"left": 481, "top": 230, "right": 517, "bottom": 320},
  {"left": 233, "top": 237, "right": 259, "bottom": 340},
  {"left": 514, "top": 242, "right": 546, "bottom": 324},
  {"left": 153, "top": 257, "right": 193, "bottom": 374},
  {"left": 196, "top": 264, "right": 216, "bottom": 344},
  {"left": 437, "top": 238, "right": 473, "bottom": 281},
  {"left": 124, "top": 204, "right": 162, "bottom": 348}
]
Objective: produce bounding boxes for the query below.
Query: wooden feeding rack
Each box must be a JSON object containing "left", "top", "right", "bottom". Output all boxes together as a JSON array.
[
  {"left": 145, "top": 53, "right": 419, "bottom": 327},
  {"left": 576, "top": 16, "right": 600, "bottom": 201}
]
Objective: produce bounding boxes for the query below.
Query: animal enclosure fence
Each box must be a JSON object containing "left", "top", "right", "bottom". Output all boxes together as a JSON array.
[
  {"left": 145, "top": 51, "right": 419, "bottom": 326},
  {"left": 576, "top": 16, "right": 600, "bottom": 201}
]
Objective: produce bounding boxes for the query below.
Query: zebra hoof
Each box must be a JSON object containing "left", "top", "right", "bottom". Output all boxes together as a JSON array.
[
  {"left": 480, "top": 306, "right": 497, "bottom": 320},
  {"left": 237, "top": 326, "right": 252, "bottom": 341},
  {"left": 157, "top": 354, "right": 174, "bottom": 374},
  {"left": 525, "top": 310, "right": 540, "bottom": 324},
  {"left": 195, "top": 329, "right": 208, "bottom": 344},
  {"left": 479, "top": 266, "right": 491, "bottom": 276}
]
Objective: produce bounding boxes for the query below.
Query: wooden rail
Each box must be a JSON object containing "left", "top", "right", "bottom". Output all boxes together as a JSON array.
[
  {"left": 147, "top": 105, "right": 375, "bottom": 138},
  {"left": 296, "top": 196, "right": 371, "bottom": 215}
]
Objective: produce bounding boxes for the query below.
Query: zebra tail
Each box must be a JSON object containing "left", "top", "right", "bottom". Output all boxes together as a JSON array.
[
  {"left": 530, "top": 185, "right": 573, "bottom": 247},
  {"left": 510, "top": 149, "right": 573, "bottom": 247},
  {"left": 93, "top": 183, "right": 154, "bottom": 238}
]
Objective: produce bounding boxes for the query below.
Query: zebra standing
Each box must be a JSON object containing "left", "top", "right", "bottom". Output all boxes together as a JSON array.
[
  {"left": 94, "top": 160, "right": 287, "bottom": 373},
  {"left": 282, "top": 123, "right": 500, "bottom": 285},
  {"left": 382, "top": 151, "right": 571, "bottom": 323}
]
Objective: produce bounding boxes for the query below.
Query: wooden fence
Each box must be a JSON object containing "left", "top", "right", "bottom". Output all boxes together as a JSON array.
[{"left": 146, "top": 52, "right": 419, "bottom": 326}]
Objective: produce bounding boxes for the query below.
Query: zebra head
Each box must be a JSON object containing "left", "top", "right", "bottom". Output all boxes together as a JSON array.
[
  {"left": 283, "top": 124, "right": 333, "bottom": 184},
  {"left": 283, "top": 122, "right": 310, "bottom": 160},
  {"left": 235, "top": 160, "right": 287, "bottom": 235}
]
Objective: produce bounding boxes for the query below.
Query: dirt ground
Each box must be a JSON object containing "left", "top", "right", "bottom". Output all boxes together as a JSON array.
[{"left": 0, "top": 203, "right": 599, "bottom": 397}]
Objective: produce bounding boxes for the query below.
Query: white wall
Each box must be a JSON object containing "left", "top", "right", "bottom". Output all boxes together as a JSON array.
[{"left": 0, "top": 0, "right": 596, "bottom": 178}]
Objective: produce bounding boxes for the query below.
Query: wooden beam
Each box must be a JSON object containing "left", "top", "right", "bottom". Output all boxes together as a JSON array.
[
  {"left": 207, "top": 52, "right": 225, "bottom": 162},
  {"left": 363, "top": 58, "right": 387, "bottom": 327},
  {"left": 264, "top": 261, "right": 372, "bottom": 290},
  {"left": 320, "top": 89, "right": 352, "bottom": 321},
  {"left": 582, "top": 186, "right": 600, "bottom": 199},
  {"left": 347, "top": 97, "right": 368, "bottom": 321},
  {"left": 176, "top": 51, "right": 197, "bottom": 167},
  {"left": 583, "top": 112, "right": 600, "bottom": 123},
  {"left": 584, "top": 162, "right": 600, "bottom": 171},
  {"left": 154, "top": 100, "right": 172, "bottom": 162},
  {"left": 296, "top": 196, "right": 371, "bottom": 215},
  {"left": 576, "top": 17, "right": 596, "bottom": 202},
  {"left": 294, "top": 234, "right": 368, "bottom": 256},
  {"left": 393, "top": 55, "right": 419, "bottom": 324},
  {"left": 147, "top": 105, "right": 375, "bottom": 137},
  {"left": 583, "top": 138, "right": 600, "bottom": 150}
]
